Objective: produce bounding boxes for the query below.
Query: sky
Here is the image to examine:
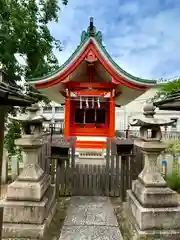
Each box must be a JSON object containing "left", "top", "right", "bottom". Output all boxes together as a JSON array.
[{"left": 48, "top": 0, "right": 180, "bottom": 81}]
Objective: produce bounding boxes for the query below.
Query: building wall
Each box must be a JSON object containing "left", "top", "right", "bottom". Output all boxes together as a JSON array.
[
  {"left": 115, "top": 87, "right": 180, "bottom": 132},
  {"left": 40, "top": 102, "right": 65, "bottom": 128},
  {"left": 41, "top": 87, "right": 180, "bottom": 133}
]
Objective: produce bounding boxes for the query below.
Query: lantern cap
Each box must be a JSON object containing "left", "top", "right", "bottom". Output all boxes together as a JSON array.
[{"left": 129, "top": 103, "right": 176, "bottom": 127}]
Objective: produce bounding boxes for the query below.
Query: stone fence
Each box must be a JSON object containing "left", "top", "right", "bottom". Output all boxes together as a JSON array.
[
  {"left": 116, "top": 129, "right": 180, "bottom": 141},
  {"left": 1, "top": 149, "right": 25, "bottom": 184}
]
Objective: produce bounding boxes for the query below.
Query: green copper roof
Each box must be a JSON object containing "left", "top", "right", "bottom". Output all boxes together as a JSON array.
[
  {"left": 80, "top": 17, "right": 103, "bottom": 44},
  {"left": 27, "top": 17, "right": 157, "bottom": 85}
]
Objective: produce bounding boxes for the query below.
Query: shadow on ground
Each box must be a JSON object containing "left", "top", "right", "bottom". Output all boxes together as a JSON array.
[
  {"left": 42, "top": 197, "right": 70, "bottom": 240},
  {"left": 111, "top": 198, "right": 132, "bottom": 240}
]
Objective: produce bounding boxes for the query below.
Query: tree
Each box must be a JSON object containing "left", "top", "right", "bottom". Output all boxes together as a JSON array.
[
  {"left": 4, "top": 120, "right": 22, "bottom": 157},
  {"left": 152, "top": 78, "right": 180, "bottom": 102},
  {"left": 0, "top": 0, "right": 68, "bottom": 100},
  {"left": 0, "top": 0, "right": 68, "bottom": 154},
  {"left": 160, "top": 78, "right": 180, "bottom": 94}
]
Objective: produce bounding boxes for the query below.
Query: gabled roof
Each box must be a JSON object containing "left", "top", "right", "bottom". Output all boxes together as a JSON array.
[
  {"left": 27, "top": 17, "right": 156, "bottom": 89},
  {"left": 154, "top": 91, "right": 180, "bottom": 111},
  {"left": 0, "top": 72, "right": 35, "bottom": 106}
]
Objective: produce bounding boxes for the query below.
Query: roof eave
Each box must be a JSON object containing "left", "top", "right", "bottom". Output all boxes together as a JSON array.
[{"left": 27, "top": 37, "right": 157, "bottom": 88}]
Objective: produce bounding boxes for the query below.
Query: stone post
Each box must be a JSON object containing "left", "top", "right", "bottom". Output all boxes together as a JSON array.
[
  {"left": 0, "top": 105, "right": 6, "bottom": 240},
  {"left": 11, "top": 155, "right": 19, "bottom": 181},
  {"left": 127, "top": 104, "right": 180, "bottom": 240},
  {"left": 1, "top": 150, "right": 8, "bottom": 184},
  {"left": 1, "top": 104, "right": 56, "bottom": 239}
]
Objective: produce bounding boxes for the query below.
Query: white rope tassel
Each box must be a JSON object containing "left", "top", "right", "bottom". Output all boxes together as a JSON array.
[
  {"left": 97, "top": 98, "right": 100, "bottom": 108},
  {"left": 92, "top": 97, "right": 94, "bottom": 108},
  {"left": 86, "top": 98, "right": 89, "bottom": 108},
  {"left": 80, "top": 97, "right": 82, "bottom": 109}
]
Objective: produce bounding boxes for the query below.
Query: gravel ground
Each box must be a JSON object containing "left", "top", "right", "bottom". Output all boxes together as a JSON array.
[
  {"left": 2, "top": 184, "right": 180, "bottom": 240},
  {"left": 42, "top": 197, "right": 70, "bottom": 240},
  {"left": 111, "top": 198, "right": 132, "bottom": 240}
]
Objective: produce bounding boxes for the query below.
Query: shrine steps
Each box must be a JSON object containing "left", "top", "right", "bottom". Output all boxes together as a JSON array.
[
  {"left": 75, "top": 136, "right": 107, "bottom": 149},
  {"left": 75, "top": 140, "right": 106, "bottom": 149},
  {"left": 76, "top": 148, "right": 106, "bottom": 165}
]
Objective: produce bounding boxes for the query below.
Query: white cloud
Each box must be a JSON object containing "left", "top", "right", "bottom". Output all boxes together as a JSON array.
[{"left": 48, "top": 0, "right": 180, "bottom": 80}]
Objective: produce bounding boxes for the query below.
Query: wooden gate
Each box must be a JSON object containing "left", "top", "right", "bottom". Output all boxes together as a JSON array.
[{"left": 40, "top": 137, "right": 144, "bottom": 201}]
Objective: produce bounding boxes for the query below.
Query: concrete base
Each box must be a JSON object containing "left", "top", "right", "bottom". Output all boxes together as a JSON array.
[
  {"left": 122, "top": 201, "right": 180, "bottom": 240},
  {"left": 17, "top": 163, "right": 44, "bottom": 181},
  {"left": 2, "top": 185, "right": 55, "bottom": 224},
  {"left": 134, "top": 227, "right": 180, "bottom": 240},
  {"left": 127, "top": 189, "right": 180, "bottom": 231},
  {"left": 7, "top": 173, "right": 51, "bottom": 201},
  {"left": 132, "top": 179, "right": 178, "bottom": 207},
  {"left": 2, "top": 201, "right": 56, "bottom": 239},
  {"left": 2, "top": 185, "right": 56, "bottom": 239}
]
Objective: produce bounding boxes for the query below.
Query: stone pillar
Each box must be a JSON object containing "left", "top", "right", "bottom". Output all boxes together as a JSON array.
[
  {"left": 1, "top": 104, "right": 56, "bottom": 239},
  {"left": 0, "top": 106, "right": 6, "bottom": 239},
  {"left": 11, "top": 155, "right": 19, "bottom": 181},
  {"left": 1, "top": 150, "right": 8, "bottom": 184},
  {"left": 127, "top": 104, "right": 180, "bottom": 240}
]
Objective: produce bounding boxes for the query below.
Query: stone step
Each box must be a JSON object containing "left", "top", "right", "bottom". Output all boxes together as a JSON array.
[
  {"left": 79, "top": 151, "right": 104, "bottom": 159},
  {"left": 75, "top": 140, "right": 106, "bottom": 149},
  {"left": 59, "top": 196, "right": 123, "bottom": 240}
]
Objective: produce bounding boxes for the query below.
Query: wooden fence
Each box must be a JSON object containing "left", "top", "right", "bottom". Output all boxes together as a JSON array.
[
  {"left": 37, "top": 137, "right": 144, "bottom": 201},
  {"left": 4, "top": 136, "right": 144, "bottom": 201}
]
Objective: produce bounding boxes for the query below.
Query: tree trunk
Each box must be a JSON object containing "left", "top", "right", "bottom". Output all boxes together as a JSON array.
[{"left": 0, "top": 106, "right": 6, "bottom": 239}]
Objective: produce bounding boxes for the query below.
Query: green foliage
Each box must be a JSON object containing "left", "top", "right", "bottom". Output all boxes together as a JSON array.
[
  {"left": 4, "top": 119, "right": 21, "bottom": 157},
  {"left": 163, "top": 140, "right": 180, "bottom": 193},
  {"left": 165, "top": 140, "right": 180, "bottom": 157},
  {"left": 140, "top": 237, "right": 153, "bottom": 240},
  {"left": 0, "top": 0, "right": 68, "bottom": 101},
  {"left": 62, "top": 0, "right": 68, "bottom": 5},
  {"left": 0, "top": 0, "right": 68, "bottom": 155},
  {"left": 166, "top": 171, "right": 180, "bottom": 193},
  {"left": 152, "top": 78, "right": 180, "bottom": 102},
  {"left": 161, "top": 78, "right": 180, "bottom": 94}
]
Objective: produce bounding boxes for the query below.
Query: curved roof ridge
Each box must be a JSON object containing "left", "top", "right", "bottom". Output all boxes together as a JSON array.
[
  {"left": 27, "top": 37, "right": 89, "bottom": 83},
  {"left": 27, "top": 17, "right": 157, "bottom": 86},
  {"left": 99, "top": 43, "right": 156, "bottom": 84}
]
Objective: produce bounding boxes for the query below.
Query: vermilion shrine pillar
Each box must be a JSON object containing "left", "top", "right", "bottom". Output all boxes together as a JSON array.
[
  {"left": 109, "top": 90, "right": 115, "bottom": 138},
  {"left": 64, "top": 89, "right": 70, "bottom": 138}
]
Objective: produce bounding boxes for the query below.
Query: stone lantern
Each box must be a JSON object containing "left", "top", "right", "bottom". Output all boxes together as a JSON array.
[
  {"left": 127, "top": 104, "right": 180, "bottom": 239},
  {"left": 1, "top": 104, "right": 56, "bottom": 239}
]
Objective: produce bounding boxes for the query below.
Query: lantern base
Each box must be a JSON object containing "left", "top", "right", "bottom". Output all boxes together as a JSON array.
[
  {"left": 123, "top": 198, "right": 180, "bottom": 240},
  {"left": 1, "top": 185, "right": 56, "bottom": 239},
  {"left": 132, "top": 179, "right": 178, "bottom": 207},
  {"left": 6, "top": 173, "right": 51, "bottom": 201},
  {"left": 127, "top": 189, "right": 180, "bottom": 239}
]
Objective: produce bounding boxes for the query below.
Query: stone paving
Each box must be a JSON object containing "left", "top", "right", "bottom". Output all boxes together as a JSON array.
[{"left": 59, "top": 196, "right": 123, "bottom": 240}]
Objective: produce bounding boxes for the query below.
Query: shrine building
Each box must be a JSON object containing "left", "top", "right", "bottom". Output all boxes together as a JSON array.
[{"left": 28, "top": 18, "right": 156, "bottom": 149}]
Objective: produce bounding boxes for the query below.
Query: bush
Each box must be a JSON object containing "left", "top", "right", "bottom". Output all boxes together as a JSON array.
[
  {"left": 166, "top": 171, "right": 180, "bottom": 193},
  {"left": 4, "top": 119, "right": 21, "bottom": 157}
]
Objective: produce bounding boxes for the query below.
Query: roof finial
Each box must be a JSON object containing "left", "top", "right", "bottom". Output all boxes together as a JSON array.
[
  {"left": 89, "top": 17, "right": 95, "bottom": 36},
  {"left": 80, "top": 17, "right": 101, "bottom": 43},
  {"left": 90, "top": 17, "right": 94, "bottom": 31}
]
